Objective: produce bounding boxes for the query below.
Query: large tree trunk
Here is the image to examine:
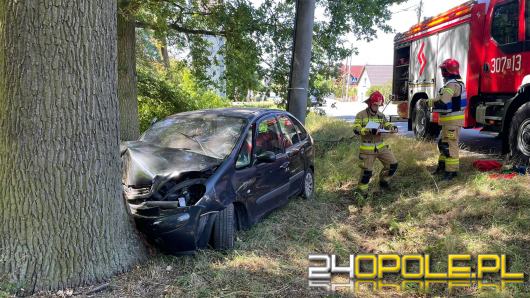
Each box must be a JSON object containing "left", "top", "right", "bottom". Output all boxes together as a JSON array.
[
  {"left": 118, "top": 11, "right": 140, "bottom": 140},
  {"left": 0, "top": 0, "right": 146, "bottom": 292}
]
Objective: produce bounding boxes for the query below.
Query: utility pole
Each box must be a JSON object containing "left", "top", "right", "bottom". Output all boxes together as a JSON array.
[
  {"left": 341, "top": 62, "right": 346, "bottom": 100},
  {"left": 287, "top": 0, "right": 316, "bottom": 124},
  {"left": 345, "top": 54, "right": 351, "bottom": 101},
  {"left": 417, "top": 0, "right": 423, "bottom": 23}
]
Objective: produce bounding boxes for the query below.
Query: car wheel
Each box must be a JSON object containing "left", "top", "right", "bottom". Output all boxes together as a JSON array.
[
  {"left": 212, "top": 203, "right": 235, "bottom": 250},
  {"left": 302, "top": 169, "right": 315, "bottom": 200},
  {"left": 509, "top": 102, "right": 530, "bottom": 165}
]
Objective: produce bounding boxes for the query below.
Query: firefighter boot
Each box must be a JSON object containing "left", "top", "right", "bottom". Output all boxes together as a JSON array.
[
  {"left": 432, "top": 161, "right": 445, "bottom": 175},
  {"left": 443, "top": 171, "right": 457, "bottom": 181}
]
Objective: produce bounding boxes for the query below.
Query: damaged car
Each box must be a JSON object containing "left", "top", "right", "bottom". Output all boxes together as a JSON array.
[{"left": 121, "top": 108, "right": 315, "bottom": 254}]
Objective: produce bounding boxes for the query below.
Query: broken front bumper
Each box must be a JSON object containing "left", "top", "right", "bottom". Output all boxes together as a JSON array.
[{"left": 128, "top": 203, "right": 214, "bottom": 254}]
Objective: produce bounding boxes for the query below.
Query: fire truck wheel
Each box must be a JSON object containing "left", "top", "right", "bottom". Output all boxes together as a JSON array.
[
  {"left": 509, "top": 102, "right": 530, "bottom": 165},
  {"left": 413, "top": 100, "right": 440, "bottom": 140}
]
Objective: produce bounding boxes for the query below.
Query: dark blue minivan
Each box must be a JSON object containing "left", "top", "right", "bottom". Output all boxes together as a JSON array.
[{"left": 121, "top": 108, "right": 315, "bottom": 254}]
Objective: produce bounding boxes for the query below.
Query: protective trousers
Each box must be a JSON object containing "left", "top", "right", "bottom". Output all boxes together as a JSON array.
[
  {"left": 357, "top": 147, "right": 398, "bottom": 192},
  {"left": 438, "top": 125, "right": 460, "bottom": 173}
]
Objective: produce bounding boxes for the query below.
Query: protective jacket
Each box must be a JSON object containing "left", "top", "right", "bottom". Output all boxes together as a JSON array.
[
  {"left": 432, "top": 79, "right": 467, "bottom": 127},
  {"left": 353, "top": 108, "right": 395, "bottom": 154}
]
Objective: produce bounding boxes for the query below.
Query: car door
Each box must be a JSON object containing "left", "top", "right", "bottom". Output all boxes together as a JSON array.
[
  {"left": 278, "top": 114, "right": 306, "bottom": 197},
  {"left": 232, "top": 126, "right": 259, "bottom": 218},
  {"left": 245, "top": 115, "right": 290, "bottom": 220}
]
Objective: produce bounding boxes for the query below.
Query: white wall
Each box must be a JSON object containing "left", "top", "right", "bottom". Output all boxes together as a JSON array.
[{"left": 357, "top": 71, "right": 371, "bottom": 102}]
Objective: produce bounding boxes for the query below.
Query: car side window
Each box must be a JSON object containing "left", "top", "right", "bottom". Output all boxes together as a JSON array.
[
  {"left": 236, "top": 129, "right": 253, "bottom": 169},
  {"left": 255, "top": 116, "right": 283, "bottom": 155},
  {"left": 278, "top": 115, "right": 300, "bottom": 148},
  {"left": 292, "top": 118, "right": 308, "bottom": 141},
  {"left": 491, "top": 1, "right": 519, "bottom": 45}
]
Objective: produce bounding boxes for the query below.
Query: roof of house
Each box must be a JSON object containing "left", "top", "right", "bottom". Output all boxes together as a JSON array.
[
  {"left": 360, "top": 65, "right": 393, "bottom": 86},
  {"left": 340, "top": 65, "right": 364, "bottom": 79}
]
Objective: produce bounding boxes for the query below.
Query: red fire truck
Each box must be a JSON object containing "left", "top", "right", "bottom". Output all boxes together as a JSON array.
[{"left": 392, "top": 0, "right": 530, "bottom": 162}]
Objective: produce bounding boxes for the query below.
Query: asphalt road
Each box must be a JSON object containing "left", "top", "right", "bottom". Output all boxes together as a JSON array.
[{"left": 322, "top": 100, "right": 503, "bottom": 156}]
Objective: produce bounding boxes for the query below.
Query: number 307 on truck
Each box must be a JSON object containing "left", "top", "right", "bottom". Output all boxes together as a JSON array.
[{"left": 392, "top": 0, "right": 530, "bottom": 162}]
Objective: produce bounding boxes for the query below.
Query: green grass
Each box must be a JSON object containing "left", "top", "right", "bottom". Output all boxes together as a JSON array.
[{"left": 40, "top": 114, "right": 530, "bottom": 297}]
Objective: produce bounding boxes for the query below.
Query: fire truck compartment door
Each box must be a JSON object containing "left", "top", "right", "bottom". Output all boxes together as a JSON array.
[
  {"left": 410, "top": 34, "right": 438, "bottom": 99},
  {"left": 436, "top": 23, "right": 470, "bottom": 93}
]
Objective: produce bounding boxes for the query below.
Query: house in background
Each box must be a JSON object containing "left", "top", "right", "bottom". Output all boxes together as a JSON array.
[
  {"left": 357, "top": 65, "right": 393, "bottom": 101},
  {"left": 340, "top": 65, "right": 364, "bottom": 86},
  {"left": 337, "top": 65, "right": 364, "bottom": 101}
]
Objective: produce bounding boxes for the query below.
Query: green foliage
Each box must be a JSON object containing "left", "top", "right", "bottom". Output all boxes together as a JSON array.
[
  {"left": 309, "top": 75, "right": 334, "bottom": 104},
  {"left": 332, "top": 82, "right": 357, "bottom": 101},
  {"left": 124, "top": 0, "right": 405, "bottom": 103},
  {"left": 255, "top": 0, "right": 406, "bottom": 99},
  {"left": 368, "top": 83, "right": 392, "bottom": 102},
  {"left": 126, "top": 0, "right": 261, "bottom": 100},
  {"left": 137, "top": 60, "right": 229, "bottom": 132}
]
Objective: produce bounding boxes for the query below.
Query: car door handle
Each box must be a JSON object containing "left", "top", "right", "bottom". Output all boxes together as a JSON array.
[{"left": 280, "top": 162, "right": 290, "bottom": 169}]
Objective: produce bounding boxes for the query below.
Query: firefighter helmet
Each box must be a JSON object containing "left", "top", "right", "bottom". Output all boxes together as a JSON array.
[
  {"left": 439, "top": 58, "right": 460, "bottom": 76},
  {"left": 364, "top": 91, "right": 384, "bottom": 106}
]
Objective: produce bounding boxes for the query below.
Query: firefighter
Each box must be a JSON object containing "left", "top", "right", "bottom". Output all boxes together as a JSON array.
[
  {"left": 427, "top": 58, "right": 467, "bottom": 180},
  {"left": 353, "top": 91, "right": 399, "bottom": 195}
]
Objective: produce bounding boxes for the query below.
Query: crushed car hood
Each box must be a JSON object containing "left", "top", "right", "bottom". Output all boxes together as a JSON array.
[{"left": 122, "top": 141, "right": 221, "bottom": 187}]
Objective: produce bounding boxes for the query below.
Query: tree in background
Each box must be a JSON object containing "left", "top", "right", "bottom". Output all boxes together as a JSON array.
[
  {"left": 0, "top": 0, "right": 146, "bottom": 292},
  {"left": 255, "top": 0, "right": 405, "bottom": 103},
  {"left": 136, "top": 29, "right": 229, "bottom": 132},
  {"left": 368, "top": 83, "right": 393, "bottom": 102},
  {"left": 130, "top": 0, "right": 260, "bottom": 99},
  {"left": 309, "top": 74, "right": 334, "bottom": 105},
  {"left": 119, "top": 0, "right": 405, "bottom": 111}
]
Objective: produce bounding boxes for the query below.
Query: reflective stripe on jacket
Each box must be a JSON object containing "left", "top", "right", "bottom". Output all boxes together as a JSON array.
[{"left": 353, "top": 109, "right": 393, "bottom": 152}]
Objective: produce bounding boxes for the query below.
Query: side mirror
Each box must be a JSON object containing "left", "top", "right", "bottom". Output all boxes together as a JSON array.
[{"left": 256, "top": 151, "right": 276, "bottom": 163}]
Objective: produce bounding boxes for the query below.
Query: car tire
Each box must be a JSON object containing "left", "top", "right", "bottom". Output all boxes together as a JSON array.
[
  {"left": 302, "top": 169, "right": 315, "bottom": 200},
  {"left": 212, "top": 203, "right": 235, "bottom": 250},
  {"left": 509, "top": 102, "right": 530, "bottom": 165},
  {"left": 413, "top": 100, "right": 440, "bottom": 140}
]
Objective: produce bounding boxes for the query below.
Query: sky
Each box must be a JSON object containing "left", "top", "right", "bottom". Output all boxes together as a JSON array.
[{"left": 347, "top": 0, "right": 468, "bottom": 65}]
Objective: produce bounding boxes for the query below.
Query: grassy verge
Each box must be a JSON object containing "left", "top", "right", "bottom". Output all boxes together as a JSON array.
[{"left": 38, "top": 114, "right": 530, "bottom": 297}]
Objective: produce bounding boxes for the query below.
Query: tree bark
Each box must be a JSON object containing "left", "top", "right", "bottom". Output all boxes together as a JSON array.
[
  {"left": 0, "top": 0, "right": 146, "bottom": 292},
  {"left": 118, "top": 10, "right": 140, "bottom": 140}
]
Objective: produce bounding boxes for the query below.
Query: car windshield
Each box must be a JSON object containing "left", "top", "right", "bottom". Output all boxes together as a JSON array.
[{"left": 140, "top": 113, "right": 247, "bottom": 159}]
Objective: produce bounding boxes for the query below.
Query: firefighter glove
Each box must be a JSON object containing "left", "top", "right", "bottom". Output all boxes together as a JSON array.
[{"left": 360, "top": 128, "right": 370, "bottom": 136}]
